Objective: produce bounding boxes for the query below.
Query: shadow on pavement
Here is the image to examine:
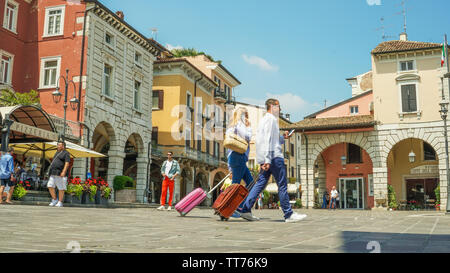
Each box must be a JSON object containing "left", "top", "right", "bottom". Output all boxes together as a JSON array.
[{"left": 339, "top": 231, "right": 450, "bottom": 253}]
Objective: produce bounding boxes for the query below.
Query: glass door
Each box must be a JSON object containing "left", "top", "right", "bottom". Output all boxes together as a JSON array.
[{"left": 339, "top": 178, "right": 364, "bottom": 209}]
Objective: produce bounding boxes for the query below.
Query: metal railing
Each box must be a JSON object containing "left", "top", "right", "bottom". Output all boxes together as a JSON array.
[{"left": 48, "top": 114, "right": 81, "bottom": 140}]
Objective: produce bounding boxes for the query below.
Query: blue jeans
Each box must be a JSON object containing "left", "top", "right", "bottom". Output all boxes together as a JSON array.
[
  {"left": 239, "top": 157, "right": 293, "bottom": 219},
  {"left": 329, "top": 198, "right": 337, "bottom": 209},
  {"left": 228, "top": 152, "right": 253, "bottom": 186},
  {"left": 228, "top": 152, "right": 253, "bottom": 211}
]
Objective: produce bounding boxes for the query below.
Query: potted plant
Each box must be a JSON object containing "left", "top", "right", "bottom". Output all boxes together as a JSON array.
[
  {"left": 388, "top": 184, "right": 398, "bottom": 210},
  {"left": 295, "top": 198, "right": 303, "bottom": 209},
  {"left": 81, "top": 179, "right": 95, "bottom": 205},
  {"left": 113, "top": 175, "right": 136, "bottom": 203},
  {"left": 435, "top": 185, "right": 440, "bottom": 211},
  {"left": 98, "top": 177, "right": 111, "bottom": 205}
]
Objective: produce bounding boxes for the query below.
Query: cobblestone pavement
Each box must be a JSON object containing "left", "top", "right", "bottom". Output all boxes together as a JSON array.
[{"left": 1, "top": 204, "right": 450, "bottom": 253}]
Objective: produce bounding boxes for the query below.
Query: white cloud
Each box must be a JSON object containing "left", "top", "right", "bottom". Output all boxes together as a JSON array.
[
  {"left": 166, "top": 44, "right": 184, "bottom": 51},
  {"left": 242, "top": 54, "right": 279, "bottom": 72},
  {"left": 239, "top": 92, "right": 322, "bottom": 122},
  {"left": 366, "top": 0, "right": 381, "bottom": 6}
]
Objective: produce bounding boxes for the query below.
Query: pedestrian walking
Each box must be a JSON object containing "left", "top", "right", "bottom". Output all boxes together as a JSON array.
[
  {"left": 48, "top": 141, "right": 71, "bottom": 207},
  {"left": 329, "top": 186, "right": 338, "bottom": 210},
  {"left": 0, "top": 148, "right": 15, "bottom": 204},
  {"left": 237, "top": 98, "right": 307, "bottom": 223},
  {"left": 322, "top": 190, "right": 329, "bottom": 209},
  {"left": 157, "top": 151, "right": 180, "bottom": 211},
  {"left": 225, "top": 107, "right": 253, "bottom": 217}
]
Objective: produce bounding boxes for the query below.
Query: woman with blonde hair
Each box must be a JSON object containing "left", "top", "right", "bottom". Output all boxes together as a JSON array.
[{"left": 225, "top": 107, "right": 253, "bottom": 217}]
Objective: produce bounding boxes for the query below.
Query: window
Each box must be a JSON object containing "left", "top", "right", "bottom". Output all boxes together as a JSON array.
[
  {"left": 186, "top": 92, "right": 192, "bottom": 122},
  {"left": 399, "top": 60, "right": 414, "bottom": 72},
  {"left": 3, "top": 1, "right": 18, "bottom": 32},
  {"left": 102, "top": 64, "right": 113, "bottom": 97},
  {"left": 196, "top": 133, "right": 202, "bottom": 152},
  {"left": 347, "top": 143, "right": 362, "bottom": 164},
  {"left": 40, "top": 57, "right": 60, "bottom": 88},
  {"left": 134, "top": 51, "right": 142, "bottom": 67},
  {"left": 291, "top": 167, "right": 295, "bottom": 178},
  {"left": 44, "top": 6, "right": 65, "bottom": 37},
  {"left": 423, "top": 142, "right": 437, "bottom": 161},
  {"left": 290, "top": 143, "right": 294, "bottom": 157},
  {"left": 105, "top": 32, "right": 114, "bottom": 48},
  {"left": 0, "top": 53, "right": 13, "bottom": 84},
  {"left": 214, "top": 105, "right": 221, "bottom": 128},
  {"left": 152, "top": 90, "right": 163, "bottom": 110},
  {"left": 401, "top": 84, "right": 417, "bottom": 113},
  {"left": 206, "top": 140, "right": 210, "bottom": 154},
  {"left": 368, "top": 174, "right": 374, "bottom": 197},
  {"left": 214, "top": 76, "right": 221, "bottom": 87},
  {"left": 196, "top": 98, "right": 202, "bottom": 128},
  {"left": 224, "top": 84, "right": 230, "bottom": 99},
  {"left": 134, "top": 80, "right": 141, "bottom": 110},
  {"left": 185, "top": 128, "right": 191, "bottom": 148},
  {"left": 350, "top": 106, "right": 359, "bottom": 115}
]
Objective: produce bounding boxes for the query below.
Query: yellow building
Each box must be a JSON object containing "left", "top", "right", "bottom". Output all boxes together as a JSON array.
[{"left": 151, "top": 55, "right": 241, "bottom": 205}]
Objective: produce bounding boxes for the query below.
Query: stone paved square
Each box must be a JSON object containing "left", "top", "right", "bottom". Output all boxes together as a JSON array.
[{"left": 1, "top": 204, "right": 450, "bottom": 253}]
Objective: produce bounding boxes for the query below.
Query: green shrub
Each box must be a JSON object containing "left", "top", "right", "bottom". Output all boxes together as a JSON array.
[
  {"left": 89, "top": 185, "right": 97, "bottom": 201},
  {"left": 295, "top": 198, "right": 303, "bottom": 208},
  {"left": 388, "top": 184, "right": 398, "bottom": 209},
  {"left": 102, "top": 187, "right": 112, "bottom": 199},
  {"left": 13, "top": 185, "right": 27, "bottom": 200},
  {"left": 66, "top": 184, "right": 83, "bottom": 199},
  {"left": 113, "top": 176, "right": 136, "bottom": 191},
  {"left": 435, "top": 185, "right": 440, "bottom": 206}
]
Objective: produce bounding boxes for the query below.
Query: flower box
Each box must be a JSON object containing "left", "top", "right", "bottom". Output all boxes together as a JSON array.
[{"left": 100, "top": 197, "right": 109, "bottom": 206}]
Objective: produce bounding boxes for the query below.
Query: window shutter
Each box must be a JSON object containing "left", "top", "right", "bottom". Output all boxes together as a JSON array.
[
  {"left": 401, "top": 86, "right": 409, "bottom": 112},
  {"left": 408, "top": 85, "right": 417, "bottom": 112},
  {"left": 158, "top": 90, "right": 164, "bottom": 110}
]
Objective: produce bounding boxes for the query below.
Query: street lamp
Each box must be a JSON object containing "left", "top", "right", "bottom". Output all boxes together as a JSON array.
[{"left": 53, "top": 69, "right": 79, "bottom": 141}]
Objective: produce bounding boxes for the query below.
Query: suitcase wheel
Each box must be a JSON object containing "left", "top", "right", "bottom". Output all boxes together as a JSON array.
[{"left": 220, "top": 216, "right": 229, "bottom": 221}]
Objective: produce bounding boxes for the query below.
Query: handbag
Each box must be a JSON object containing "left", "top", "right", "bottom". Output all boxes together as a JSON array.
[{"left": 223, "top": 126, "right": 248, "bottom": 154}]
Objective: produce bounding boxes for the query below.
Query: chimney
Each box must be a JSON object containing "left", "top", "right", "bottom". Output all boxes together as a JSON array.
[
  {"left": 116, "top": 11, "right": 124, "bottom": 20},
  {"left": 399, "top": 32, "right": 408, "bottom": 41}
]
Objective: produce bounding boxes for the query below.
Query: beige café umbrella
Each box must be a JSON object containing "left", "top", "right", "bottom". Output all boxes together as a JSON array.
[{"left": 9, "top": 141, "right": 106, "bottom": 159}]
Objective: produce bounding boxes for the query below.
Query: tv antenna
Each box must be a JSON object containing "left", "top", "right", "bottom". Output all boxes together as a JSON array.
[
  {"left": 375, "top": 17, "right": 395, "bottom": 41},
  {"left": 151, "top": 28, "right": 158, "bottom": 41}
]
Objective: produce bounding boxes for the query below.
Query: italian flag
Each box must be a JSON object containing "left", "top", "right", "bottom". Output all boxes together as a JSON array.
[{"left": 442, "top": 43, "right": 446, "bottom": 67}]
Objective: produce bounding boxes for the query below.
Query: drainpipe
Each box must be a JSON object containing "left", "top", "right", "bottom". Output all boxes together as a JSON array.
[
  {"left": 193, "top": 75, "right": 203, "bottom": 151},
  {"left": 303, "top": 130, "right": 309, "bottom": 209},
  {"left": 145, "top": 140, "right": 152, "bottom": 203},
  {"left": 80, "top": 121, "right": 91, "bottom": 179},
  {"left": 77, "top": 4, "right": 95, "bottom": 122}
]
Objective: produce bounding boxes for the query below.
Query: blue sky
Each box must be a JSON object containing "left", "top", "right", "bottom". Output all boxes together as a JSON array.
[{"left": 100, "top": 0, "right": 450, "bottom": 122}]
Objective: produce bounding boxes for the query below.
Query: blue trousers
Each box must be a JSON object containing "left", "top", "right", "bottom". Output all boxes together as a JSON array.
[
  {"left": 228, "top": 152, "right": 253, "bottom": 186},
  {"left": 239, "top": 157, "right": 293, "bottom": 219},
  {"left": 228, "top": 152, "right": 253, "bottom": 211}
]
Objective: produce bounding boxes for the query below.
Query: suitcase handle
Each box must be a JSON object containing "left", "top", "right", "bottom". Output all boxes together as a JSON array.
[{"left": 206, "top": 172, "right": 231, "bottom": 198}]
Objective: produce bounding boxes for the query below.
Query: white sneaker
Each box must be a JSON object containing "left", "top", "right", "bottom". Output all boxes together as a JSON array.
[
  {"left": 240, "top": 212, "right": 260, "bottom": 221},
  {"left": 49, "top": 199, "right": 58, "bottom": 206},
  {"left": 167, "top": 206, "right": 172, "bottom": 211},
  {"left": 55, "top": 201, "right": 63, "bottom": 207},
  {"left": 285, "top": 212, "right": 307, "bottom": 223},
  {"left": 157, "top": 205, "right": 165, "bottom": 211}
]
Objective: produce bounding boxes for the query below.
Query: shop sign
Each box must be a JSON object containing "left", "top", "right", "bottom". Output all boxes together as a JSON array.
[
  {"left": 10, "top": 121, "right": 58, "bottom": 141},
  {"left": 410, "top": 165, "right": 439, "bottom": 175}
]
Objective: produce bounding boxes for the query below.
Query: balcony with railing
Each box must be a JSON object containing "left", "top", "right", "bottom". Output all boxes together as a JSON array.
[{"left": 214, "top": 88, "right": 227, "bottom": 102}]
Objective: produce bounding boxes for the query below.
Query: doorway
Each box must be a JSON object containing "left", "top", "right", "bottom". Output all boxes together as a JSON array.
[{"left": 338, "top": 178, "right": 364, "bottom": 209}]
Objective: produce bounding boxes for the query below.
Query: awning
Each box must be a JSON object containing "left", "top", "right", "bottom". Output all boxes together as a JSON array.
[
  {"left": 9, "top": 141, "right": 106, "bottom": 158},
  {"left": 265, "top": 183, "right": 299, "bottom": 194},
  {"left": 0, "top": 105, "right": 58, "bottom": 142}
]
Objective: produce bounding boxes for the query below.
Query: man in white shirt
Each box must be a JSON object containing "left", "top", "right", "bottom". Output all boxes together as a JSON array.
[
  {"left": 329, "top": 186, "right": 338, "bottom": 209},
  {"left": 238, "top": 99, "right": 307, "bottom": 223}
]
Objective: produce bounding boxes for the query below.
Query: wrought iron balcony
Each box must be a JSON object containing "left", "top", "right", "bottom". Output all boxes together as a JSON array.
[{"left": 214, "top": 88, "right": 227, "bottom": 102}]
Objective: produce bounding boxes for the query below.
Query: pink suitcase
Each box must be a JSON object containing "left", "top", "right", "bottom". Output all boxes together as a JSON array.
[{"left": 175, "top": 173, "right": 231, "bottom": 216}]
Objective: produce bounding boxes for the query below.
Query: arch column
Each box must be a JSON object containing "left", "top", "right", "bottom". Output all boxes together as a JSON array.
[
  {"left": 108, "top": 145, "right": 125, "bottom": 202},
  {"left": 136, "top": 156, "right": 148, "bottom": 203}
]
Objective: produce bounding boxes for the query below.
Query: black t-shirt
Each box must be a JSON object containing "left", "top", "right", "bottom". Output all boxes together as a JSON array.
[{"left": 49, "top": 150, "right": 71, "bottom": 177}]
